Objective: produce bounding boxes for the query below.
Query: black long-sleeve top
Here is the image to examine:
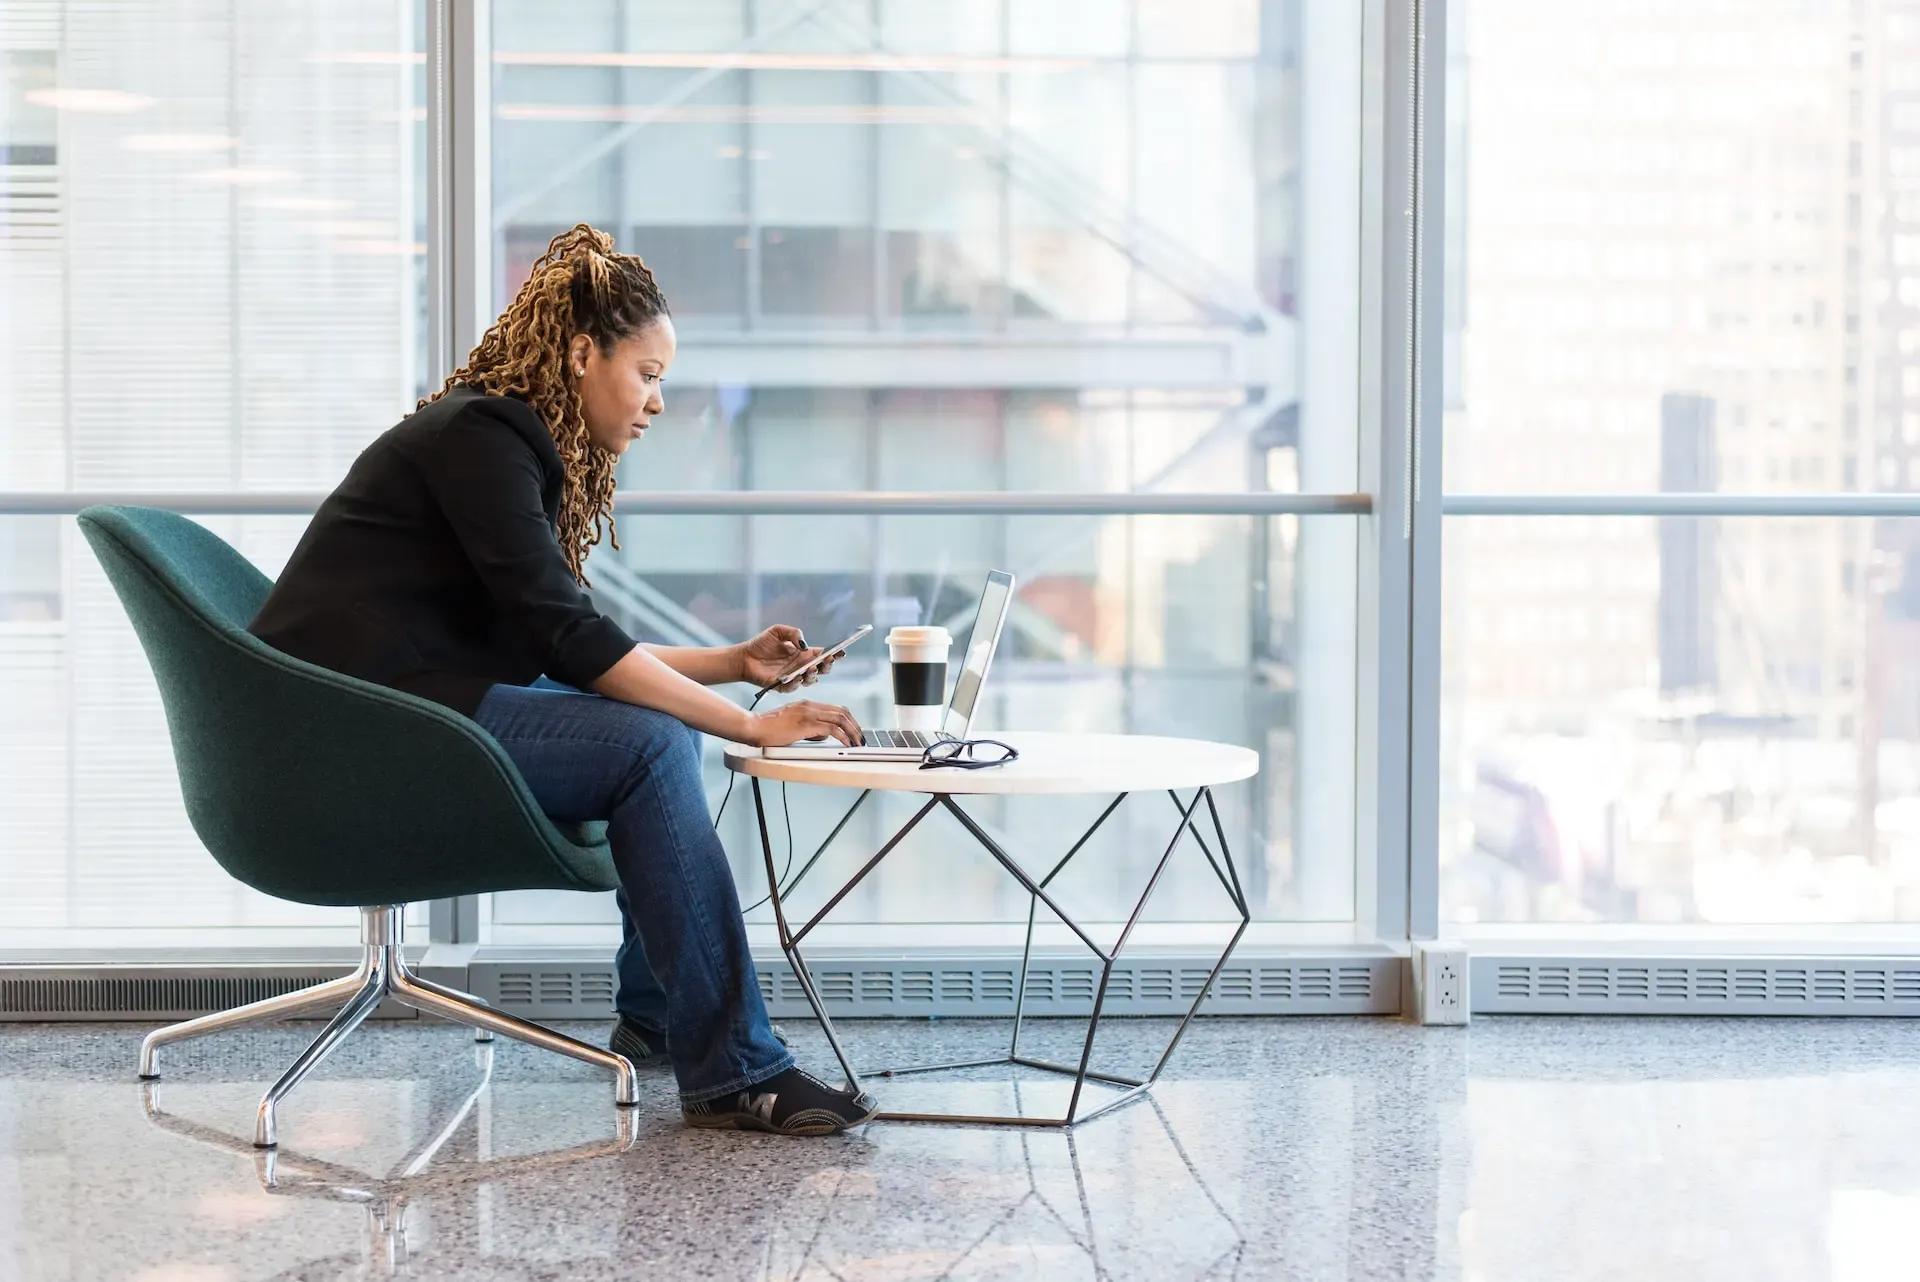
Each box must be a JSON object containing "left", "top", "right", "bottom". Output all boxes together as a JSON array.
[{"left": 249, "top": 384, "right": 636, "bottom": 716}]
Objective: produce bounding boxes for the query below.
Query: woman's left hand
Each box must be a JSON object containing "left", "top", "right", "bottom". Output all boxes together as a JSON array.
[{"left": 740, "top": 625, "right": 833, "bottom": 690}]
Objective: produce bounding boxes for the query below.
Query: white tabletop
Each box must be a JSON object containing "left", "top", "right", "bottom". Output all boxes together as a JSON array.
[{"left": 723, "top": 731, "right": 1259, "bottom": 796}]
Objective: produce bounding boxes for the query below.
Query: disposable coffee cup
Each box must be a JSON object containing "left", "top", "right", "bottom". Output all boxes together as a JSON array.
[{"left": 886, "top": 625, "right": 951, "bottom": 732}]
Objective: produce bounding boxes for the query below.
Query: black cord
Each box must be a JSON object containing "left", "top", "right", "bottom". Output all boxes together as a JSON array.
[
  {"left": 737, "top": 781, "right": 794, "bottom": 915},
  {"left": 711, "top": 683, "right": 774, "bottom": 831},
  {"left": 722, "top": 683, "right": 796, "bottom": 915}
]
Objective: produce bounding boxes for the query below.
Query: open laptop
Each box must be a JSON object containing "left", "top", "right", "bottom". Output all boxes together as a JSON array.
[{"left": 762, "top": 570, "right": 1014, "bottom": 761}]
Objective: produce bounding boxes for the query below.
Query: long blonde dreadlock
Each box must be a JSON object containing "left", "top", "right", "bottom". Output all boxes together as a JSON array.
[{"left": 422, "top": 223, "right": 669, "bottom": 584}]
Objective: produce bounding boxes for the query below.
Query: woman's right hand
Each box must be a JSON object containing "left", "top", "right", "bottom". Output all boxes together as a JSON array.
[{"left": 747, "top": 699, "right": 864, "bottom": 747}]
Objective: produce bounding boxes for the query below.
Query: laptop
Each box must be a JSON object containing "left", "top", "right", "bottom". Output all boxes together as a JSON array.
[{"left": 762, "top": 570, "right": 1015, "bottom": 761}]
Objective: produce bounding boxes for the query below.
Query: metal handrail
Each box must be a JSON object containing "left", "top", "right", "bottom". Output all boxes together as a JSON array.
[
  {"left": 0, "top": 491, "right": 1371, "bottom": 517},
  {"left": 1444, "top": 493, "right": 1920, "bottom": 518},
  {"left": 31, "top": 489, "right": 1917, "bottom": 518}
]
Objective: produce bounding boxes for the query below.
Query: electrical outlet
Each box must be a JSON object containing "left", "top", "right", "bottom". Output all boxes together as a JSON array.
[{"left": 1412, "top": 942, "right": 1470, "bottom": 1025}]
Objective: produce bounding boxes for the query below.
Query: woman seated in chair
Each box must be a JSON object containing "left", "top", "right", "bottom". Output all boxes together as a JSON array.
[{"left": 250, "top": 224, "right": 874, "bottom": 1136}]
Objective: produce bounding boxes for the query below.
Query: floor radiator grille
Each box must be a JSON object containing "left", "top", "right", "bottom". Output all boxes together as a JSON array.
[
  {"left": 2, "top": 970, "right": 353, "bottom": 1021},
  {"left": 472, "top": 956, "right": 1400, "bottom": 1020},
  {"left": 1474, "top": 957, "right": 1920, "bottom": 1015},
  {"left": 0, "top": 956, "right": 1400, "bottom": 1021}
]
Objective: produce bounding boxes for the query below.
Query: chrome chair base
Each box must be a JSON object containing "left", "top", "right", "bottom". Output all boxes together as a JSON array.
[{"left": 135, "top": 905, "right": 639, "bottom": 1148}]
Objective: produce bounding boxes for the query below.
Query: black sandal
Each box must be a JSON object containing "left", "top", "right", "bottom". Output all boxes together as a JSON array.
[{"left": 682, "top": 1067, "right": 879, "bottom": 1136}]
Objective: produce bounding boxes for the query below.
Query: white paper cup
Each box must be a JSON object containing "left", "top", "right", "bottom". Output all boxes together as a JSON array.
[{"left": 886, "top": 625, "right": 951, "bottom": 731}]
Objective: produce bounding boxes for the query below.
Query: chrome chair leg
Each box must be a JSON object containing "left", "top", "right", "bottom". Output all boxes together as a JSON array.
[
  {"left": 255, "top": 953, "right": 391, "bottom": 1148},
  {"left": 143, "top": 905, "right": 636, "bottom": 1148},
  {"left": 396, "top": 970, "right": 495, "bottom": 1042},
  {"left": 139, "top": 965, "right": 371, "bottom": 1079},
  {"left": 388, "top": 967, "right": 639, "bottom": 1106}
]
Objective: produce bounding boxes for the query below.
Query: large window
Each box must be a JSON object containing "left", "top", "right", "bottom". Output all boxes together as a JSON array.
[
  {"left": 0, "top": 0, "right": 426, "bottom": 947},
  {"left": 1445, "top": 516, "right": 1920, "bottom": 925},
  {"left": 8, "top": 0, "right": 1914, "bottom": 984},
  {"left": 485, "top": 0, "right": 1367, "bottom": 941},
  {"left": 0, "top": 0, "right": 1374, "bottom": 954},
  {"left": 1440, "top": 0, "right": 1920, "bottom": 926}
]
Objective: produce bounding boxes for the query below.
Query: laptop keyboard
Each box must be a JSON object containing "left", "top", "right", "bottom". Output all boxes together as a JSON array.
[{"left": 862, "top": 729, "right": 942, "bottom": 750}]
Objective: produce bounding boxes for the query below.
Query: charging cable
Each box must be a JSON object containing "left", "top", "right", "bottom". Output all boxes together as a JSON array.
[{"left": 717, "top": 682, "right": 792, "bottom": 915}]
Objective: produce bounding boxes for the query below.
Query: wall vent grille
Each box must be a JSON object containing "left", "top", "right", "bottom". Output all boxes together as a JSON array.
[
  {"left": 1475, "top": 957, "right": 1920, "bottom": 1015},
  {"left": 0, "top": 955, "right": 1398, "bottom": 1021},
  {"left": 0, "top": 969, "right": 413, "bottom": 1021},
  {"left": 17, "top": 956, "right": 1920, "bottom": 1021},
  {"left": 469, "top": 955, "right": 1399, "bottom": 1019}
]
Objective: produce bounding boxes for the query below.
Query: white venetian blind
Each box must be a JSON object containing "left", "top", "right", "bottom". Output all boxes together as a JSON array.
[{"left": 0, "top": 0, "right": 422, "bottom": 947}]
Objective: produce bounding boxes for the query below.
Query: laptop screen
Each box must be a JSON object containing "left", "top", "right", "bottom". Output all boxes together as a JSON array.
[{"left": 943, "top": 570, "right": 1015, "bottom": 737}]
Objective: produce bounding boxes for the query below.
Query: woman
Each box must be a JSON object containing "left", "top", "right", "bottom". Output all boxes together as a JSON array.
[{"left": 250, "top": 224, "right": 875, "bottom": 1136}]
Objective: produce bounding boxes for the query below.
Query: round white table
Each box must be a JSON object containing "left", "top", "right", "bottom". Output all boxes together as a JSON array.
[{"left": 724, "top": 731, "right": 1259, "bottom": 1128}]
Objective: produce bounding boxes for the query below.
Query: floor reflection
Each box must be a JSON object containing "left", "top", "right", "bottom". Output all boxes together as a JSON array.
[
  {"left": 5, "top": 1017, "right": 1920, "bottom": 1280},
  {"left": 139, "top": 1042, "right": 635, "bottom": 1278},
  {"left": 757, "top": 1095, "right": 1245, "bottom": 1281}
]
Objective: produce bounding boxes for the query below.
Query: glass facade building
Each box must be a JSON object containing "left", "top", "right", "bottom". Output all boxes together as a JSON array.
[
  {"left": 2, "top": 0, "right": 1364, "bottom": 949},
  {"left": 486, "top": 1, "right": 1361, "bottom": 941},
  {"left": 4, "top": 0, "right": 1919, "bottom": 965},
  {"left": 1441, "top": 0, "right": 1920, "bottom": 928}
]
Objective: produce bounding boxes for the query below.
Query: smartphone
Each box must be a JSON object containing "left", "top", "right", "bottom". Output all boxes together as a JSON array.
[{"left": 762, "top": 624, "right": 872, "bottom": 693}]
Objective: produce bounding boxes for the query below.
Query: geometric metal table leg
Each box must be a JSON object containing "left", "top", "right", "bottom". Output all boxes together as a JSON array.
[
  {"left": 1055, "top": 788, "right": 1204, "bottom": 1124},
  {"left": 746, "top": 776, "right": 1245, "bottom": 1128},
  {"left": 1085, "top": 792, "right": 1205, "bottom": 1116},
  {"left": 771, "top": 787, "right": 872, "bottom": 902},
  {"left": 854, "top": 794, "right": 1153, "bottom": 1124},
  {"left": 1009, "top": 793, "right": 1129, "bottom": 1064},
  {"left": 1148, "top": 789, "right": 1251, "bottom": 1085},
  {"left": 751, "top": 777, "right": 871, "bottom": 1095},
  {"left": 929, "top": 791, "right": 1201, "bottom": 1122}
]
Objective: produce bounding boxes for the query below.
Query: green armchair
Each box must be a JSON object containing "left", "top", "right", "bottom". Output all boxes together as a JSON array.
[{"left": 78, "top": 505, "right": 637, "bottom": 1148}]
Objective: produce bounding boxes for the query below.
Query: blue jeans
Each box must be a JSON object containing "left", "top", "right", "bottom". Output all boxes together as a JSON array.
[{"left": 473, "top": 678, "right": 793, "bottom": 1103}]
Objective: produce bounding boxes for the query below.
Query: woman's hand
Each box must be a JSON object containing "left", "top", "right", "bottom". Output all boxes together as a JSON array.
[
  {"left": 738, "top": 624, "right": 841, "bottom": 690},
  {"left": 747, "top": 699, "right": 863, "bottom": 747}
]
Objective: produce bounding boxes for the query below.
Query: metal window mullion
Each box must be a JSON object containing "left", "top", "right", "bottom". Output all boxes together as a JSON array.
[
  {"left": 744, "top": 0, "right": 761, "bottom": 327},
  {"left": 615, "top": 0, "right": 631, "bottom": 241},
  {"left": 422, "top": 0, "right": 454, "bottom": 943},
  {"left": 450, "top": 0, "right": 492, "bottom": 945},
  {"left": 1359, "top": 0, "right": 1448, "bottom": 948},
  {"left": 424, "top": 0, "right": 451, "bottom": 388},
  {"left": 424, "top": 0, "right": 491, "bottom": 946},
  {"left": 425, "top": 0, "right": 490, "bottom": 388},
  {"left": 1406, "top": 0, "right": 1447, "bottom": 942},
  {"left": 868, "top": 0, "right": 885, "bottom": 327},
  {"left": 226, "top": 0, "right": 242, "bottom": 490},
  {"left": 451, "top": 0, "right": 492, "bottom": 365},
  {"left": 1356, "top": 0, "right": 1418, "bottom": 947}
]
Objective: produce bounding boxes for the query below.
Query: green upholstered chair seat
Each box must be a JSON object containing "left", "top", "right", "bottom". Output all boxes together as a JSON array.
[
  {"left": 78, "top": 505, "right": 620, "bottom": 907},
  {"left": 555, "top": 821, "right": 610, "bottom": 849}
]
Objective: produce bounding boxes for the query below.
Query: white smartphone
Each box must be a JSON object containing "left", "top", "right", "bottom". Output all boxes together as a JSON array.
[{"left": 761, "top": 624, "right": 872, "bottom": 693}]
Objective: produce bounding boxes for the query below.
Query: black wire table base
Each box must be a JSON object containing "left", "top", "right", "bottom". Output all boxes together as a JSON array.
[{"left": 747, "top": 777, "right": 1252, "bottom": 1127}]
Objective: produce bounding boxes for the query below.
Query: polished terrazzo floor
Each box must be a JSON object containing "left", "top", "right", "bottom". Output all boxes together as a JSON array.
[{"left": 2, "top": 1013, "right": 1919, "bottom": 1280}]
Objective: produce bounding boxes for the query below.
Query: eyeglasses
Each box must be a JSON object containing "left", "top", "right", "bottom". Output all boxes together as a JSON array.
[{"left": 919, "top": 738, "right": 1020, "bottom": 771}]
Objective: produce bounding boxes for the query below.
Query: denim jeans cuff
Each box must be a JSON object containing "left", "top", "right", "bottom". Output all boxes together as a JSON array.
[
  {"left": 677, "top": 1051, "right": 797, "bottom": 1106},
  {"left": 614, "top": 1011, "right": 667, "bottom": 1037}
]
